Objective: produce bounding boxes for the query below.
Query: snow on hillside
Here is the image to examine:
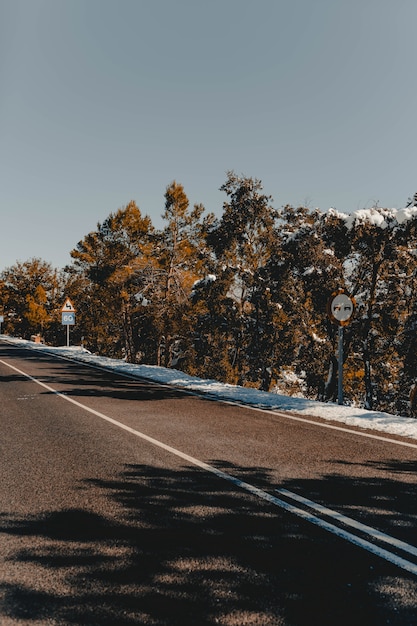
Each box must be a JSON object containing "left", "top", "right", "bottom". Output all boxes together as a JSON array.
[{"left": 3, "top": 335, "right": 417, "bottom": 442}]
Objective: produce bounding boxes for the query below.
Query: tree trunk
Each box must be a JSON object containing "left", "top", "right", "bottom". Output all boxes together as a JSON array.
[
  {"left": 363, "top": 338, "right": 373, "bottom": 410},
  {"left": 324, "top": 355, "right": 338, "bottom": 402},
  {"left": 259, "top": 367, "right": 272, "bottom": 392},
  {"left": 122, "top": 306, "right": 135, "bottom": 363}
]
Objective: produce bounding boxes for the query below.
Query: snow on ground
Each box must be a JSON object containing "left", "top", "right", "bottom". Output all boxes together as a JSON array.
[{"left": 3, "top": 335, "right": 417, "bottom": 442}]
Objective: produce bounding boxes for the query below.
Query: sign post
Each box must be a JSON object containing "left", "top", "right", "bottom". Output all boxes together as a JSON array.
[
  {"left": 337, "top": 326, "right": 344, "bottom": 406},
  {"left": 0, "top": 315, "right": 3, "bottom": 335},
  {"left": 327, "top": 289, "right": 355, "bottom": 405},
  {"left": 61, "top": 298, "right": 76, "bottom": 347}
]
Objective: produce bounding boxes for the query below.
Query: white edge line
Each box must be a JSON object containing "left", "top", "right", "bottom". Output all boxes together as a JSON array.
[
  {"left": 6, "top": 339, "right": 417, "bottom": 450},
  {"left": 202, "top": 395, "right": 417, "bottom": 450},
  {"left": 2, "top": 356, "right": 417, "bottom": 577}
]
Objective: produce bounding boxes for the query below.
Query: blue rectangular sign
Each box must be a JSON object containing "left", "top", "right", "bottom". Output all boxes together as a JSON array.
[{"left": 62, "top": 312, "right": 75, "bottom": 325}]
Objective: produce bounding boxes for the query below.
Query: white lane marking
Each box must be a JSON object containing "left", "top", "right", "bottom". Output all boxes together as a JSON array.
[
  {"left": 7, "top": 338, "right": 417, "bottom": 450},
  {"left": 2, "top": 357, "right": 417, "bottom": 576},
  {"left": 276, "top": 488, "right": 417, "bottom": 558},
  {"left": 214, "top": 397, "right": 417, "bottom": 450}
]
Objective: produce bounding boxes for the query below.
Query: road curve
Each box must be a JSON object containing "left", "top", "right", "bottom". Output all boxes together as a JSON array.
[{"left": 1, "top": 340, "right": 417, "bottom": 625}]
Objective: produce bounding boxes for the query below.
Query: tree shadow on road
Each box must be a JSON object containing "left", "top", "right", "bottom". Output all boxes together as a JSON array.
[
  {"left": 0, "top": 346, "right": 188, "bottom": 402},
  {"left": 1, "top": 460, "right": 417, "bottom": 625},
  {"left": 284, "top": 457, "right": 417, "bottom": 541}
]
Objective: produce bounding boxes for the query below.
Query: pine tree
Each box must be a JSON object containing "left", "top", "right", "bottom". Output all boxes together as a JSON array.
[
  {"left": 69, "top": 201, "right": 153, "bottom": 360},
  {"left": 263, "top": 206, "right": 344, "bottom": 399},
  {"left": 154, "top": 181, "right": 206, "bottom": 367},
  {"left": 338, "top": 206, "right": 417, "bottom": 411},
  {"left": 395, "top": 210, "right": 417, "bottom": 415},
  {"left": 25, "top": 285, "right": 49, "bottom": 337},
  {"left": 190, "top": 268, "right": 241, "bottom": 381},
  {"left": 202, "top": 171, "right": 279, "bottom": 387},
  {"left": 0, "top": 259, "right": 62, "bottom": 341}
]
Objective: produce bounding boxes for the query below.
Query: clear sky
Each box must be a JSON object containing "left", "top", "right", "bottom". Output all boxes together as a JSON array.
[{"left": 1, "top": 0, "right": 416, "bottom": 272}]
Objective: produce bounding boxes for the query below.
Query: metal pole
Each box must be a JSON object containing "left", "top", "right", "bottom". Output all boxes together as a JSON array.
[
  {"left": 67, "top": 324, "right": 70, "bottom": 348},
  {"left": 338, "top": 326, "right": 343, "bottom": 405}
]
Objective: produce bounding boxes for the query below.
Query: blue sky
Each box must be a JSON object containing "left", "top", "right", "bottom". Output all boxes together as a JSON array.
[{"left": 1, "top": 0, "right": 416, "bottom": 272}]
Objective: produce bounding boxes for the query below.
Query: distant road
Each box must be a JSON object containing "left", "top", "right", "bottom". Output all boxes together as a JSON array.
[{"left": 1, "top": 339, "right": 417, "bottom": 626}]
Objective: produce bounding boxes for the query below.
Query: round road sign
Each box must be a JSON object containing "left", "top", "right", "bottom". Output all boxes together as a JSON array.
[{"left": 328, "top": 290, "right": 355, "bottom": 326}]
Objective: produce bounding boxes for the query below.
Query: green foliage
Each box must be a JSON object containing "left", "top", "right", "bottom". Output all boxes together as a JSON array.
[
  {"left": 68, "top": 201, "right": 155, "bottom": 361},
  {"left": 0, "top": 258, "right": 63, "bottom": 342},
  {"left": 3, "top": 183, "right": 417, "bottom": 418}
]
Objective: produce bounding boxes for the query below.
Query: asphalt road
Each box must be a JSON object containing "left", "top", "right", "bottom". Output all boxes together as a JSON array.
[{"left": 1, "top": 340, "right": 417, "bottom": 625}]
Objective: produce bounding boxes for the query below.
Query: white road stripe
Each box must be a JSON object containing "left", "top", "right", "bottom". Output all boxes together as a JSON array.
[
  {"left": 241, "top": 403, "right": 417, "bottom": 449},
  {"left": 2, "top": 357, "right": 417, "bottom": 577},
  {"left": 9, "top": 338, "right": 417, "bottom": 450},
  {"left": 276, "top": 488, "right": 417, "bottom": 558}
]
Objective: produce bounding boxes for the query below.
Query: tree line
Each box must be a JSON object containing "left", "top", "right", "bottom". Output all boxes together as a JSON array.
[{"left": 2, "top": 172, "right": 417, "bottom": 417}]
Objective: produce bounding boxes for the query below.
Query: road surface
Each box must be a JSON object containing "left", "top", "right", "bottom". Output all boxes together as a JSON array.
[{"left": 1, "top": 340, "right": 417, "bottom": 625}]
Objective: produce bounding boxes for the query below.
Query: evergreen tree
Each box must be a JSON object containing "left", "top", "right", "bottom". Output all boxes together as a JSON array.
[
  {"left": 202, "top": 171, "right": 279, "bottom": 388},
  {"left": 190, "top": 268, "right": 241, "bottom": 381},
  {"left": 4, "top": 178, "right": 417, "bottom": 418},
  {"left": 331, "top": 206, "right": 417, "bottom": 411},
  {"left": 395, "top": 208, "right": 417, "bottom": 415},
  {"left": 264, "top": 206, "right": 343, "bottom": 399},
  {"left": 69, "top": 201, "right": 154, "bottom": 360},
  {"left": 0, "top": 258, "right": 63, "bottom": 342},
  {"left": 154, "top": 181, "right": 206, "bottom": 367},
  {"left": 25, "top": 285, "right": 49, "bottom": 337}
]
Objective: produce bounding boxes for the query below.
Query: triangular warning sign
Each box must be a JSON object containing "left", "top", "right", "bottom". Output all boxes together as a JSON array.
[{"left": 61, "top": 298, "right": 76, "bottom": 313}]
